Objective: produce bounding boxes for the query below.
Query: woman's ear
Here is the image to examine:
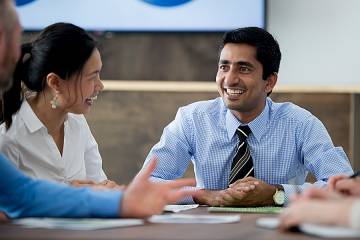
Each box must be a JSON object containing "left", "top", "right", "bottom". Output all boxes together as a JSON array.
[
  {"left": 46, "top": 73, "right": 62, "bottom": 94},
  {"left": 265, "top": 72, "right": 278, "bottom": 94}
]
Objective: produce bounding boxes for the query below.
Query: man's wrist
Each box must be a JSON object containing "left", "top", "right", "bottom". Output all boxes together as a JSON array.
[
  {"left": 193, "top": 189, "right": 220, "bottom": 206},
  {"left": 193, "top": 189, "right": 207, "bottom": 204},
  {"left": 274, "top": 184, "right": 284, "bottom": 191},
  {"left": 192, "top": 193, "right": 201, "bottom": 204}
]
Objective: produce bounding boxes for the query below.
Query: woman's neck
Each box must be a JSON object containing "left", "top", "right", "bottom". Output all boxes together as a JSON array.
[{"left": 27, "top": 93, "right": 67, "bottom": 134}]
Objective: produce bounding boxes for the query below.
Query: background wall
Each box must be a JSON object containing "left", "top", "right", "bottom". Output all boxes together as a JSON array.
[
  {"left": 22, "top": 31, "right": 222, "bottom": 81},
  {"left": 267, "top": 0, "right": 360, "bottom": 86},
  {"left": 86, "top": 90, "right": 353, "bottom": 184},
  {"left": 98, "top": 32, "right": 222, "bottom": 81},
  {"left": 21, "top": 0, "right": 360, "bottom": 183},
  {"left": 22, "top": 0, "right": 360, "bottom": 86}
]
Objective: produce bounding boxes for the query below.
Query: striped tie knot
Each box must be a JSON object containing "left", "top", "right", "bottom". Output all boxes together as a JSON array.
[{"left": 236, "top": 125, "right": 251, "bottom": 141}]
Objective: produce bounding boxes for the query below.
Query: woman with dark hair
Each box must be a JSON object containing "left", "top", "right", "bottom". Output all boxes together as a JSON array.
[
  {"left": 0, "top": 2, "right": 196, "bottom": 219},
  {"left": 0, "top": 22, "right": 118, "bottom": 188}
]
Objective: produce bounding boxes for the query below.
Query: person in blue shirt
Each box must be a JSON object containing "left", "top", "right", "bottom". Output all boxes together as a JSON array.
[
  {"left": 0, "top": 0, "right": 196, "bottom": 219},
  {"left": 143, "top": 27, "right": 353, "bottom": 206}
]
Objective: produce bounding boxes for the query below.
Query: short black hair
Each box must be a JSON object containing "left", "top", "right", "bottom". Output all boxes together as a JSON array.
[{"left": 220, "top": 27, "right": 281, "bottom": 80}]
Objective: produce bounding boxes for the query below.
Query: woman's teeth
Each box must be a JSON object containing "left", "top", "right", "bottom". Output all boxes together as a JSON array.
[{"left": 85, "top": 96, "right": 97, "bottom": 104}]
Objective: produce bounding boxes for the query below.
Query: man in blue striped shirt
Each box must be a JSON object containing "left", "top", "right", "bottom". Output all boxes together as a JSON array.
[{"left": 143, "top": 27, "right": 353, "bottom": 206}]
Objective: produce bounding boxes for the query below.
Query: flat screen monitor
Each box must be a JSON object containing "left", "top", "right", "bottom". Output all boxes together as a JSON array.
[{"left": 16, "top": 0, "right": 265, "bottom": 32}]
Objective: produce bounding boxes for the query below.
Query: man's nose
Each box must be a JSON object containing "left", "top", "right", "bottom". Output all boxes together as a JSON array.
[{"left": 225, "top": 68, "right": 240, "bottom": 85}]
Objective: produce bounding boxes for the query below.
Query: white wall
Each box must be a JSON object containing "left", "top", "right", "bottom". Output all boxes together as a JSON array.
[{"left": 268, "top": 0, "right": 360, "bottom": 86}]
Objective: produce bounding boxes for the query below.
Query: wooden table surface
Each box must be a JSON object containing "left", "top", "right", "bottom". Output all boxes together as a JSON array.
[{"left": 0, "top": 207, "right": 326, "bottom": 240}]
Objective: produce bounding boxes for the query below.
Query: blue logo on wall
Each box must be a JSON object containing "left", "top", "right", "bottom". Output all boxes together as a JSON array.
[
  {"left": 15, "top": 0, "right": 36, "bottom": 6},
  {"left": 142, "top": 0, "right": 192, "bottom": 7}
]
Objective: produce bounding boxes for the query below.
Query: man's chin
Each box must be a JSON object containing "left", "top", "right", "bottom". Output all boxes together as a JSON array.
[
  {"left": 0, "top": 77, "right": 13, "bottom": 93},
  {"left": 0, "top": 80, "right": 12, "bottom": 93},
  {"left": 224, "top": 102, "right": 253, "bottom": 115},
  {"left": 0, "top": 66, "right": 14, "bottom": 92},
  {"left": 223, "top": 97, "right": 242, "bottom": 109},
  {"left": 225, "top": 103, "right": 244, "bottom": 112}
]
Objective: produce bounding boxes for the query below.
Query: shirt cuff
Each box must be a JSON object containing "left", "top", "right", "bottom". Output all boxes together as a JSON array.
[
  {"left": 87, "top": 190, "right": 122, "bottom": 218},
  {"left": 177, "top": 186, "right": 203, "bottom": 204},
  {"left": 282, "top": 184, "right": 302, "bottom": 206}
]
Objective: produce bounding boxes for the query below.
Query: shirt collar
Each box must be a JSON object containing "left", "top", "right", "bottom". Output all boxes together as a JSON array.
[
  {"left": 226, "top": 98, "right": 271, "bottom": 142},
  {"left": 19, "top": 99, "right": 45, "bottom": 133}
]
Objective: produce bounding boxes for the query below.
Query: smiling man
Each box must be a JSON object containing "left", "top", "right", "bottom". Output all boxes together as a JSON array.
[{"left": 143, "top": 27, "right": 353, "bottom": 206}]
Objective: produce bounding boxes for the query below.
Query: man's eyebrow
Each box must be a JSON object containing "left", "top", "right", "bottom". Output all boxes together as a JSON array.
[
  {"left": 218, "top": 59, "right": 254, "bottom": 68},
  {"left": 235, "top": 61, "right": 254, "bottom": 68},
  {"left": 219, "top": 59, "right": 230, "bottom": 64}
]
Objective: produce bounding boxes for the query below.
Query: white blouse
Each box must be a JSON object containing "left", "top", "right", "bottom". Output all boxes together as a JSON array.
[{"left": 0, "top": 100, "right": 107, "bottom": 183}]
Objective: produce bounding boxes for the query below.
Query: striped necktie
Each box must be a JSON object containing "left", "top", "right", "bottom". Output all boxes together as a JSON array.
[{"left": 229, "top": 125, "right": 254, "bottom": 185}]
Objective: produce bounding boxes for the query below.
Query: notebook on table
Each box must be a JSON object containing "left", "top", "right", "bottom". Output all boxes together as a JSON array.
[{"left": 208, "top": 206, "right": 283, "bottom": 214}]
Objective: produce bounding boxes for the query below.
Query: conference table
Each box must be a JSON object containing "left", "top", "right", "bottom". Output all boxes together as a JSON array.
[{"left": 0, "top": 207, "right": 339, "bottom": 240}]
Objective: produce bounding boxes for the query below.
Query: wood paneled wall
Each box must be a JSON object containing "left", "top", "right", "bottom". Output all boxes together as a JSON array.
[
  {"left": 23, "top": 32, "right": 223, "bottom": 81},
  {"left": 86, "top": 91, "right": 354, "bottom": 184}
]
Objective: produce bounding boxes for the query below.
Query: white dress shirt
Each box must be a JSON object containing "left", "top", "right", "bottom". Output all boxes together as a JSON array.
[{"left": 0, "top": 100, "right": 107, "bottom": 183}]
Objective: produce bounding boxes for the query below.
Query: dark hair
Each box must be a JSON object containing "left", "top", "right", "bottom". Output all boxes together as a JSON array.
[
  {"left": 220, "top": 27, "right": 281, "bottom": 81},
  {"left": 0, "top": 22, "right": 97, "bottom": 129}
]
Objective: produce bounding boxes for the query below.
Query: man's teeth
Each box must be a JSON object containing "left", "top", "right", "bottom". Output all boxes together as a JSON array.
[{"left": 226, "top": 89, "right": 245, "bottom": 95}]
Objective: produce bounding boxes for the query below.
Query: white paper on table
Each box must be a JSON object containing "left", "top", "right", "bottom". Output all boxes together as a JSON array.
[
  {"left": 13, "top": 218, "right": 144, "bottom": 230},
  {"left": 256, "top": 217, "right": 360, "bottom": 238},
  {"left": 300, "top": 224, "right": 360, "bottom": 238},
  {"left": 163, "top": 204, "right": 199, "bottom": 213},
  {"left": 148, "top": 214, "right": 240, "bottom": 224},
  {"left": 256, "top": 217, "right": 279, "bottom": 229}
]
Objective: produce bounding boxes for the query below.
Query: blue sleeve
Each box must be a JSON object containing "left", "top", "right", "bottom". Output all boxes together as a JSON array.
[
  {"left": 143, "top": 108, "right": 195, "bottom": 204},
  {"left": 282, "top": 116, "right": 353, "bottom": 204},
  {"left": 0, "top": 154, "right": 122, "bottom": 218},
  {"left": 143, "top": 108, "right": 193, "bottom": 180}
]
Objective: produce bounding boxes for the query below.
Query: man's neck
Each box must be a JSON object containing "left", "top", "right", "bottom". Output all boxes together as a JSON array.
[{"left": 230, "top": 100, "right": 266, "bottom": 124}]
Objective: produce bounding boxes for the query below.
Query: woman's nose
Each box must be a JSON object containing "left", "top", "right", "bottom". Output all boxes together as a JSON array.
[{"left": 97, "top": 78, "right": 104, "bottom": 91}]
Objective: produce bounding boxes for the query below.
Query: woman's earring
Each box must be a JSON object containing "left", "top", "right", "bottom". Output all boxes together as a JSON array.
[{"left": 50, "top": 95, "right": 59, "bottom": 109}]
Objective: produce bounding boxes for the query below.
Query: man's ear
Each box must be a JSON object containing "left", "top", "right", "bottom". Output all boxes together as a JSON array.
[
  {"left": 265, "top": 73, "right": 278, "bottom": 94},
  {"left": 46, "top": 73, "right": 62, "bottom": 94}
]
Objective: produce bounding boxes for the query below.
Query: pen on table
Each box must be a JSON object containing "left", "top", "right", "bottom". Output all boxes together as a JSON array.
[{"left": 349, "top": 171, "right": 360, "bottom": 179}]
